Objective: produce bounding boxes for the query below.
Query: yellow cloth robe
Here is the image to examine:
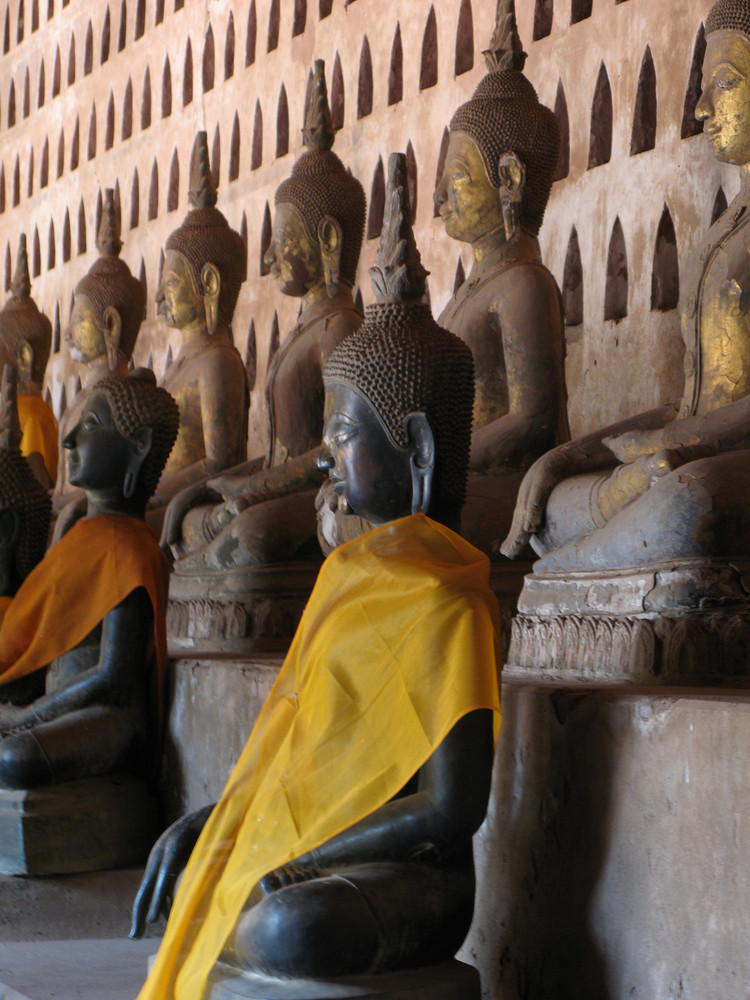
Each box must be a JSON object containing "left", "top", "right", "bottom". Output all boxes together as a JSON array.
[
  {"left": 0, "top": 515, "right": 170, "bottom": 703},
  {"left": 17, "top": 394, "right": 58, "bottom": 486},
  {"left": 139, "top": 513, "right": 501, "bottom": 1000}
]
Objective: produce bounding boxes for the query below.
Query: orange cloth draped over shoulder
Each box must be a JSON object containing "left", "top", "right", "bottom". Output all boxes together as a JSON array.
[
  {"left": 139, "top": 513, "right": 501, "bottom": 1000},
  {"left": 17, "top": 394, "right": 59, "bottom": 486},
  {"left": 0, "top": 515, "right": 171, "bottom": 701}
]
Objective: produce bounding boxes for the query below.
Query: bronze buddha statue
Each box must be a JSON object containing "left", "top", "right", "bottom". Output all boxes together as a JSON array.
[
  {"left": 131, "top": 155, "right": 499, "bottom": 998},
  {"left": 155, "top": 131, "right": 249, "bottom": 508},
  {"left": 0, "top": 237, "right": 57, "bottom": 489},
  {"left": 502, "top": 0, "right": 750, "bottom": 571},
  {"left": 161, "top": 59, "right": 365, "bottom": 571},
  {"left": 0, "top": 370, "right": 179, "bottom": 790}
]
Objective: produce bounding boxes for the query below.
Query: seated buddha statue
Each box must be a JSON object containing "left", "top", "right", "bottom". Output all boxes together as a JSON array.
[
  {"left": 154, "top": 130, "right": 249, "bottom": 507},
  {"left": 53, "top": 189, "right": 146, "bottom": 522},
  {"left": 0, "top": 370, "right": 179, "bottom": 789},
  {"left": 0, "top": 236, "right": 57, "bottom": 489},
  {"left": 502, "top": 0, "right": 750, "bottom": 572},
  {"left": 130, "top": 154, "right": 500, "bottom": 999},
  {"left": 161, "top": 59, "right": 365, "bottom": 571}
]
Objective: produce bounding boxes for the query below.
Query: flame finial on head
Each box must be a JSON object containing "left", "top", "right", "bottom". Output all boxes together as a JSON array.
[
  {"left": 188, "top": 131, "right": 219, "bottom": 210},
  {"left": 10, "top": 235, "right": 30, "bottom": 301},
  {"left": 96, "top": 189, "right": 123, "bottom": 258},
  {"left": 369, "top": 153, "right": 429, "bottom": 303},
  {"left": 483, "top": 0, "right": 527, "bottom": 73},
  {"left": 302, "top": 59, "right": 335, "bottom": 153}
]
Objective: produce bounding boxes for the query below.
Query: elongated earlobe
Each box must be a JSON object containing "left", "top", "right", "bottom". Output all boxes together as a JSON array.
[{"left": 404, "top": 412, "right": 435, "bottom": 515}]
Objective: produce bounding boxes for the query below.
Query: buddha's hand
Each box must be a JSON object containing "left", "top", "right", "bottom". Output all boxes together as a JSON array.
[
  {"left": 603, "top": 428, "right": 665, "bottom": 463},
  {"left": 499, "top": 449, "right": 570, "bottom": 559},
  {"left": 259, "top": 864, "right": 325, "bottom": 895},
  {"left": 206, "top": 471, "right": 270, "bottom": 507},
  {"left": 160, "top": 482, "right": 217, "bottom": 553},
  {"left": 130, "top": 804, "right": 213, "bottom": 939},
  {"left": 206, "top": 473, "right": 251, "bottom": 499}
]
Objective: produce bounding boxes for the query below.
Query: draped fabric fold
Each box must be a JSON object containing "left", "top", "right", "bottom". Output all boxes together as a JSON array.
[
  {"left": 17, "top": 394, "right": 59, "bottom": 486},
  {"left": 139, "top": 513, "right": 501, "bottom": 1000}
]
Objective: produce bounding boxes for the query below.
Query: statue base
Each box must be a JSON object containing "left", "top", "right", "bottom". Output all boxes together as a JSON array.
[
  {"left": 0, "top": 774, "right": 160, "bottom": 875},
  {"left": 204, "top": 960, "right": 480, "bottom": 1000}
]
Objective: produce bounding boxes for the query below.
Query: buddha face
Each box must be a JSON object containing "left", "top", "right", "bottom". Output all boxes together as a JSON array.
[
  {"left": 156, "top": 250, "right": 205, "bottom": 330},
  {"left": 65, "top": 295, "right": 105, "bottom": 365},
  {"left": 64, "top": 391, "right": 133, "bottom": 496},
  {"left": 320, "top": 383, "right": 412, "bottom": 525},
  {"left": 433, "top": 132, "right": 506, "bottom": 245},
  {"left": 696, "top": 31, "right": 750, "bottom": 166},
  {"left": 264, "top": 203, "right": 322, "bottom": 297}
]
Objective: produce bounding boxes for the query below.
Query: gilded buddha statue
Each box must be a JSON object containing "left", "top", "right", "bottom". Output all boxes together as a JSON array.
[
  {"left": 502, "top": 0, "right": 750, "bottom": 572},
  {"left": 0, "top": 237, "right": 57, "bottom": 489},
  {"left": 161, "top": 60, "right": 365, "bottom": 571},
  {"left": 155, "top": 131, "right": 249, "bottom": 508},
  {"left": 131, "top": 154, "right": 499, "bottom": 999}
]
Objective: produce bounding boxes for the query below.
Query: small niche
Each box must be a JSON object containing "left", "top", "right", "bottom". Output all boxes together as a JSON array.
[
  {"left": 84, "top": 21, "right": 93, "bottom": 74},
  {"left": 229, "top": 113, "right": 240, "bottom": 181},
  {"left": 267, "top": 311, "right": 280, "bottom": 367},
  {"left": 113, "top": 181, "right": 121, "bottom": 231},
  {"left": 101, "top": 8, "right": 110, "bottom": 64},
  {"left": 157, "top": 248, "right": 164, "bottom": 286},
  {"left": 105, "top": 92, "right": 114, "bottom": 149},
  {"left": 12, "top": 156, "right": 19, "bottom": 205},
  {"left": 0, "top": 165, "right": 5, "bottom": 212},
  {"left": 56, "top": 128, "right": 63, "bottom": 178},
  {"left": 148, "top": 159, "right": 158, "bottom": 220},
  {"left": 292, "top": 0, "right": 305, "bottom": 37},
  {"left": 32, "top": 228, "right": 40, "bottom": 278},
  {"left": 2, "top": 7, "right": 7, "bottom": 52},
  {"left": 259, "top": 200, "right": 272, "bottom": 275},
  {"left": 52, "top": 45, "right": 60, "bottom": 96},
  {"left": 95, "top": 189, "right": 103, "bottom": 237},
  {"left": 367, "top": 156, "right": 385, "bottom": 240},
  {"left": 651, "top": 203, "right": 679, "bottom": 311},
  {"left": 141, "top": 66, "right": 151, "bottom": 130},
  {"left": 37, "top": 59, "right": 45, "bottom": 108},
  {"left": 405, "top": 140, "right": 417, "bottom": 223},
  {"left": 454, "top": 256, "right": 465, "bottom": 294},
  {"left": 167, "top": 149, "right": 179, "bottom": 212},
  {"left": 26, "top": 146, "right": 32, "bottom": 197},
  {"left": 130, "top": 167, "right": 139, "bottom": 228},
  {"left": 251, "top": 99, "right": 262, "bottom": 170},
  {"left": 122, "top": 78, "right": 133, "bottom": 139},
  {"left": 246, "top": 1, "right": 256, "bottom": 66},
  {"left": 162, "top": 57, "right": 171, "bottom": 117},
  {"left": 533, "top": 0, "right": 552, "bottom": 40},
  {"left": 433, "top": 125, "right": 450, "bottom": 217},
  {"left": 203, "top": 23, "right": 214, "bottom": 93},
  {"left": 87, "top": 102, "right": 96, "bottom": 159},
  {"left": 331, "top": 52, "right": 344, "bottom": 130},
  {"left": 31, "top": 0, "right": 36, "bottom": 30},
  {"left": 419, "top": 5, "right": 438, "bottom": 91},
  {"left": 3, "top": 244, "right": 9, "bottom": 291},
  {"left": 7, "top": 79, "right": 15, "bottom": 128},
  {"left": 155, "top": 0, "right": 163, "bottom": 25},
  {"left": 77, "top": 198, "right": 86, "bottom": 253},
  {"left": 47, "top": 220, "right": 55, "bottom": 270},
  {"left": 22, "top": 67, "right": 29, "bottom": 117},
  {"left": 588, "top": 62, "right": 612, "bottom": 169},
  {"left": 224, "top": 12, "right": 234, "bottom": 79},
  {"left": 357, "top": 36, "right": 373, "bottom": 119},
  {"left": 62, "top": 208, "right": 70, "bottom": 261},
  {"left": 553, "top": 79, "right": 569, "bottom": 180},
  {"left": 40, "top": 137, "right": 48, "bottom": 187},
  {"left": 245, "top": 320, "right": 257, "bottom": 391},
  {"left": 16, "top": 0, "right": 22, "bottom": 42},
  {"left": 319, "top": 0, "right": 332, "bottom": 18},
  {"left": 267, "top": 0, "right": 279, "bottom": 52},
  {"left": 276, "top": 85, "right": 288, "bottom": 157},
  {"left": 681, "top": 24, "right": 706, "bottom": 139},
  {"left": 710, "top": 185, "right": 727, "bottom": 226},
  {"left": 53, "top": 302, "right": 60, "bottom": 352},
  {"left": 134, "top": 0, "right": 144, "bottom": 39},
  {"left": 354, "top": 286, "right": 364, "bottom": 314},
  {"left": 562, "top": 226, "right": 583, "bottom": 327},
  {"left": 240, "top": 211, "right": 248, "bottom": 248},
  {"left": 183, "top": 38, "right": 193, "bottom": 106},
  {"left": 455, "top": 0, "right": 473, "bottom": 76},
  {"left": 604, "top": 216, "right": 628, "bottom": 321},
  {"left": 570, "top": 0, "right": 591, "bottom": 23},
  {"left": 630, "top": 45, "right": 657, "bottom": 155},
  {"left": 174, "top": 0, "right": 183, "bottom": 10},
  {"left": 388, "top": 23, "right": 402, "bottom": 106},
  {"left": 117, "top": 0, "right": 126, "bottom": 51},
  {"left": 211, "top": 124, "right": 220, "bottom": 185},
  {"left": 70, "top": 117, "right": 79, "bottom": 170}
]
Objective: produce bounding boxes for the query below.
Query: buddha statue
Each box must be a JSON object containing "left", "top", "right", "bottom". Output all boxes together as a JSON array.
[
  {"left": 54, "top": 189, "right": 146, "bottom": 515},
  {"left": 0, "top": 237, "right": 57, "bottom": 489},
  {"left": 131, "top": 154, "right": 500, "bottom": 1000},
  {"left": 0, "top": 370, "right": 179, "bottom": 790},
  {"left": 501, "top": 0, "right": 750, "bottom": 572},
  {"left": 161, "top": 59, "right": 365, "bottom": 570},
  {"left": 155, "top": 130, "right": 249, "bottom": 507}
]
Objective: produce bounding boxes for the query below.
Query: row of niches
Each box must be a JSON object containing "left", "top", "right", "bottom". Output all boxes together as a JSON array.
[
  {"left": 532, "top": 0, "right": 630, "bottom": 39},
  {"left": 1, "top": 0, "right": 474, "bottom": 133},
  {"left": 560, "top": 188, "right": 729, "bottom": 329}
]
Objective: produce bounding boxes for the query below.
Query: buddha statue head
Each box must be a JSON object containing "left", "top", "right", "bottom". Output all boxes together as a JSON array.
[
  {"left": 266, "top": 59, "right": 366, "bottom": 301},
  {"left": 158, "top": 131, "right": 247, "bottom": 338},
  {"left": 434, "top": 0, "right": 559, "bottom": 246},
  {"left": 697, "top": 0, "right": 750, "bottom": 166},
  {"left": 0, "top": 366, "right": 51, "bottom": 596},
  {"left": 0, "top": 236, "right": 52, "bottom": 395},
  {"left": 64, "top": 369, "right": 179, "bottom": 514},
  {"left": 322, "top": 154, "right": 474, "bottom": 527},
  {"left": 67, "top": 190, "right": 146, "bottom": 373}
]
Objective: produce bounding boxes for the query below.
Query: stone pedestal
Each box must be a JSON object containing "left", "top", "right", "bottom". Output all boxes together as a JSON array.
[
  {"left": 0, "top": 774, "right": 160, "bottom": 875},
  {"left": 204, "top": 960, "right": 480, "bottom": 1000},
  {"left": 461, "top": 559, "right": 750, "bottom": 1000}
]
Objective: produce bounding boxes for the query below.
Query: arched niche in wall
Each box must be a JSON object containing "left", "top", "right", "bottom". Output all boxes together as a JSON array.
[
  {"left": 245, "top": 319, "right": 257, "bottom": 392},
  {"left": 331, "top": 52, "right": 344, "bottom": 130},
  {"left": 319, "top": 0, "right": 333, "bottom": 18},
  {"left": 562, "top": 226, "right": 583, "bottom": 329},
  {"left": 183, "top": 37, "right": 193, "bottom": 106},
  {"left": 84, "top": 21, "right": 93, "bottom": 74},
  {"left": 246, "top": 1, "right": 256, "bottom": 66},
  {"left": 162, "top": 56, "right": 171, "bottom": 117},
  {"left": 682, "top": 24, "right": 705, "bottom": 139},
  {"left": 17, "top": 0, "right": 23, "bottom": 42},
  {"left": 553, "top": 78, "right": 569, "bottom": 181},
  {"left": 122, "top": 78, "right": 133, "bottom": 139},
  {"left": 388, "top": 23, "right": 402, "bottom": 106},
  {"left": 2, "top": 6, "right": 8, "bottom": 52},
  {"left": 454, "top": 0, "right": 473, "bottom": 76},
  {"left": 148, "top": 159, "right": 158, "bottom": 220},
  {"left": 588, "top": 62, "right": 612, "bottom": 169},
  {"left": 419, "top": 5, "right": 438, "bottom": 91},
  {"left": 27, "top": 146, "right": 33, "bottom": 197},
  {"left": 11, "top": 155, "right": 19, "bottom": 205},
  {"left": 0, "top": 166, "right": 4, "bottom": 213},
  {"left": 70, "top": 116, "right": 79, "bottom": 170},
  {"left": 77, "top": 198, "right": 86, "bottom": 253},
  {"left": 62, "top": 209, "right": 71, "bottom": 261},
  {"left": 405, "top": 140, "right": 417, "bottom": 223},
  {"left": 56, "top": 128, "right": 63, "bottom": 178},
  {"left": 130, "top": 167, "right": 139, "bottom": 228},
  {"left": 651, "top": 203, "right": 679, "bottom": 312},
  {"left": 711, "top": 185, "right": 727, "bottom": 226},
  {"left": 32, "top": 228, "right": 40, "bottom": 278},
  {"left": 105, "top": 91, "right": 114, "bottom": 148},
  {"left": 141, "top": 66, "right": 151, "bottom": 129},
  {"left": 240, "top": 211, "right": 248, "bottom": 250},
  {"left": 117, "top": 0, "right": 126, "bottom": 51},
  {"left": 155, "top": 0, "right": 163, "bottom": 26},
  {"left": 167, "top": 149, "right": 179, "bottom": 212},
  {"left": 224, "top": 11, "right": 234, "bottom": 80},
  {"left": 7, "top": 79, "right": 15, "bottom": 128},
  {"left": 22, "top": 68, "right": 29, "bottom": 118},
  {"left": 357, "top": 35, "right": 373, "bottom": 119},
  {"left": 101, "top": 7, "right": 110, "bottom": 64},
  {"left": 533, "top": 0, "right": 552, "bottom": 41},
  {"left": 48, "top": 220, "right": 55, "bottom": 270},
  {"left": 259, "top": 200, "right": 271, "bottom": 275},
  {"left": 367, "top": 156, "right": 385, "bottom": 241},
  {"left": 454, "top": 256, "right": 465, "bottom": 294},
  {"left": 433, "top": 125, "right": 450, "bottom": 217},
  {"left": 3, "top": 244, "right": 9, "bottom": 292},
  {"left": 251, "top": 99, "right": 262, "bottom": 169},
  {"left": 38, "top": 59, "right": 45, "bottom": 107},
  {"left": 87, "top": 101, "right": 96, "bottom": 159},
  {"left": 630, "top": 45, "right": 656, "bottom": 155},
  {"left": 211, "top": 124, "right": 220, "bottom": 186},
  {"left": 203, "top": 23, "right": 214, "bottom": 93},
  {"left": 267, "top": 311, "right": 280, "bottom": 368},
  {"left": 292, "top": 0, "right": 305, "bottom": 37},
  {"left": 53, "top": 302, "right": 60, "bottom": 353},
  {"left": 276, "top": 85, "right": 288, "bottom": 158},
  {"left": 229, "top": 113, "right": 240, "bottom": 181},
  {"left": 95, "top": 188, "right": 103, "bottom": 237},
  {"left": 40, "top": 137, "right": 48, "bottom": 187},
  {"left": 134, "top": 0, "right": 144, "bottom": 39},
  {"left": 604, "top": 216, "right": 628, "bottom": 321},
  {"left": 267, "top": 0, "right": 279, "bottom": 53},
  {"left": 570, "top": 0, "right": 591, "bottom": 24}
]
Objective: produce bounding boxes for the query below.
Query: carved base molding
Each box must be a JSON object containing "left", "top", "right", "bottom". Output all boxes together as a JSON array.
[{"left": 506, "top": 559, "right": 750, "bottom": 686}]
